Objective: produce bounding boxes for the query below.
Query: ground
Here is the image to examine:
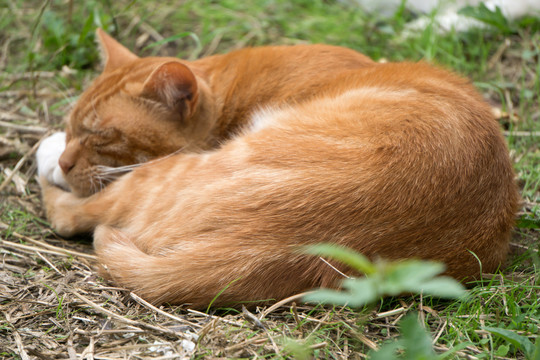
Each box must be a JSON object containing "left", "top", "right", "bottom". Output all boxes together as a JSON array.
[{"left": 1, "top": 1, "right": 539, "bottom": 359}]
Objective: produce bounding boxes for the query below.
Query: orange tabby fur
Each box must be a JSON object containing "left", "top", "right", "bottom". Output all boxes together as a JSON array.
[
  {"left": 60, "top": 30, "right": 374, "bottom": 197},
  {"left": 41, "top": 30, "right": 518, "bottom": 308}
]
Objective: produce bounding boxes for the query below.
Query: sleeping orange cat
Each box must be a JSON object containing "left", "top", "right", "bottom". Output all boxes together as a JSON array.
[{"left": 38, "top": 29, "right": 518, "bottom": 307}]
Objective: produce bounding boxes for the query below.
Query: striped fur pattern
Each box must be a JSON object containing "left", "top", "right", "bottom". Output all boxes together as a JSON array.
[
  {"left": 59, "top": 30, "right": 374, "bottom": 196},
  {"left": 41, "top": 30, "right": 519, "bottom": 308}
]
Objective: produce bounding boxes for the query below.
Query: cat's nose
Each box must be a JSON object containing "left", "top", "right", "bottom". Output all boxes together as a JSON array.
[
  {"left": 58, "top": 142, "right": 80, "bottom": 174},
  {"left": 58, "top": 158, "right": 75, "bottom": 174}
]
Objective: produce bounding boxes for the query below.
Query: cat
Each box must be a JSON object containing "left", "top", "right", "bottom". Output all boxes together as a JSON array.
[
  {"left": 50, "top": 29, "right": 374, "bottom": 197},
  {"left": 38, "top": 29, "right": 519, "bottom": 308}
]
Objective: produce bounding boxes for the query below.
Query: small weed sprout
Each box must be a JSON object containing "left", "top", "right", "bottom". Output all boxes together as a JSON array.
[{"left": 298, "top": 244, "right": 468, "bottom": 359}]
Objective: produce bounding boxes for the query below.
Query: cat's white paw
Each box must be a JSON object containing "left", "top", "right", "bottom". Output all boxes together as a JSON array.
[{"left": 36, "top": 132, "right": 70, "bottom": 191}]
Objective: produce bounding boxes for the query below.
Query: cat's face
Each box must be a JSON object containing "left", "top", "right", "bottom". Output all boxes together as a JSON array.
[{"left": 59, "top": 30, "right": 203, "bottom": 197}]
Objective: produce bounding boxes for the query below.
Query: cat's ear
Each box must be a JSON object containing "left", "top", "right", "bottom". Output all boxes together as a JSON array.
[
  {"left": 141, "top": 61, "right": 199, "bottom": 120},
  {"left": 96, "top": 28, "right": 138, "bottom": 72}
]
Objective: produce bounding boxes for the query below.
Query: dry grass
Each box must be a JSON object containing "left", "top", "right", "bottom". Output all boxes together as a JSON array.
[
  {"left": 1, "top": 54, "right": 538, "bottom": 360},
  {"left": 0, "top": 224, "right": 390, "bottom": 358},
  {"left": 1, "top": 1, "right": 539, "bottom": 359}
]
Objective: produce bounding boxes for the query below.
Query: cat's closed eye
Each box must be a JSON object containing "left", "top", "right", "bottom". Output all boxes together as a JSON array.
[
  {"left": 89, "top": 135, "right": 115, "bottom": 148},
  {"left": 84, "top": 127, "right": 121, "bottom": 147}
]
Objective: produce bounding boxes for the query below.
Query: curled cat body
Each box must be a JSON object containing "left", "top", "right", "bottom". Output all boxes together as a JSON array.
[{"left": 39, "top": 29, "right": 518, "bottom": 308}]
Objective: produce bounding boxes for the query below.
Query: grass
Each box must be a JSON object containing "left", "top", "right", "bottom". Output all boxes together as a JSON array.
[{"left": 1, "top": 0, "right": 539, "bottom": 358}]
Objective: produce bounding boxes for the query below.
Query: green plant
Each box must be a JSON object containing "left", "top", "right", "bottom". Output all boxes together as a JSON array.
[
  {"left": 484, "top": 326, "right": 540, "bottom": 360},
  {"left": 1, "top": 0, "right": 538, "bottom": 357},
  {"left": 371, "top": 314, "right": 471, "bottom": 360},
  {"left": 299, "top": 244, "right": 467, "bottom": 358},
  {"left": 304, "top": 244, "right": 466, "bottom": 307}
]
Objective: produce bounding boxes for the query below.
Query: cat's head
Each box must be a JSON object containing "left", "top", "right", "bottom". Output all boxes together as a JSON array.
[{"left": 59, "top": 29, "right": 214, "bottom": 197}]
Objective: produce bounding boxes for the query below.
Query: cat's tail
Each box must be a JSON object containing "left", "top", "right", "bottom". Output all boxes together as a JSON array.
[{"left": 93, "top": 225, "right": 340, "bottom": 308}]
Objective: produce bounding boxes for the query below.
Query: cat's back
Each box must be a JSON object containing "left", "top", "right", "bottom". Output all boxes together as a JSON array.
[
  {"left": 197, "top": 43, "right": 374, "bottom": 75},
  {"left": 199, "top": 43, "right": 376, "bottom": 102},
  {"left": 194, "top": 44, "right": 376, "bottom": 139},
  {"left": 239, "top": 61, "right": 518, "bottom": 277},
  {"left": 304, "top": 61, "right": 500, "bottom": 143}
]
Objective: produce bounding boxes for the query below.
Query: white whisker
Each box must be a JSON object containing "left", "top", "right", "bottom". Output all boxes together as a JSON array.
[
  {"left": 99, "top": 176, "right": 105, "bottom": 192},
  {"left": 96, "top": 145, "right": 188, "bottom": 176},
  {"left": 90, "top": 145, "right": 189, "bottom": 194},
  {"left": 97, "top": 164, "right": 141, "bottom": 175},
  {"left": 90, "top": 175, "right": 97, "bottom": 195}
]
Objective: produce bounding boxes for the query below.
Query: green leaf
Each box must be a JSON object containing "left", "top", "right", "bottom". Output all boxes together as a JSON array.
[
  {"left": 387, "top": 261, "right": 445, "bottom": 286},
  {"left": 410, "top": 277, "right": 467, "bottom": 299},
  {"left": 304, "top": 247, "right": 466, "bottom": 307},
  {"left": 303, "top": 288, "right": 355, "bottom": 306},
  {"left": 304, "top": 278, "right": 378, "bottom": 307},
  {"left": 399, "top": 314, "right": 437, "bottom": 360},
  {"left": 303, "top": 243, "right": 376, "bottom": 274},
  {"left": 533, "top": 339, "right": 540, "bottom": 360},
  {"left": 495, "top": 344, "right": 510, "bottom": 357},
  {"left": 282, "top": 338, "right": 313, "bottom": 360},
  {"left": 343, "top": 277, "right": 378, "bottom": 301},
  {"left": 516, "top": 215, "right": 540, "bottom": 229},
  {"left": 369, "top": 313, "right": 462, "bottom": 360},
  {"left": 484, "top": 326, "right": 535, "bottom": 358},
  {"left": 369, "top": 341, "right": 401, "bottom": 360},
  {"left": 381, "top": 260, "right": 447, "bottom": 295}
]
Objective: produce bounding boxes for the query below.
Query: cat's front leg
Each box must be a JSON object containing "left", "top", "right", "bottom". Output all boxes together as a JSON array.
[
  {"left": 39, "top": 177, "right": 94, "bottom": 237},
  {"left": 37, "top": 133, "right": 99, "bottom": 236}
]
